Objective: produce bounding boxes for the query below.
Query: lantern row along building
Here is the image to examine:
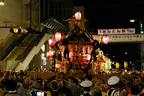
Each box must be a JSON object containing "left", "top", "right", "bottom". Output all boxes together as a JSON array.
[{"left": 47, "top": 12, "right": 112, "bottom": 73}]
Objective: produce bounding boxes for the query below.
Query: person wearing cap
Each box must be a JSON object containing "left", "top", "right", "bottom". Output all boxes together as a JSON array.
[
  {"left": 80, "top": 80, "right": 93, "bottom": 96},
  {"left": 106, "top": 76, "right": 122, "bottom": 96}
]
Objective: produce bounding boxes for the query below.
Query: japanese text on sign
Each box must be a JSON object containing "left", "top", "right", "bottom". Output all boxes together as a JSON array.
[{"left": 98, "top": 28, "right": 135, "bottom": 35}]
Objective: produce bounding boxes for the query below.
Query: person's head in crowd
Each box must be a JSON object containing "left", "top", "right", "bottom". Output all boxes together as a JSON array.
[
  {"left": 51, "top": 80, "right": 58, "bottom": 90},
  {"left": 80, "top": 80, "right": 93, "bottom": 92},
  {"left": 127, "top": 82, "right": 140, "bottom": 95},
  {"left": 6, "top": 80, "right": 17, "bottom": 91},
  {"left": 68, "top": 76, "right": 75, "bottom": 84},
  {"left": 107, "top": 76, "right": 120, "bottom": 88},
  {"left": 85, "top": 75, "right": 92, "bottom": 80},
  {"left": 1, "top": 79, "right": 8, "bottom": 89},
  {"left": 90, "top": 86, "right": 102, "bottom": 96},
  {"left": 5, "top": 74, "right": 10, "bottom": 80},
  {"left": 59, "top": 72, "right": 65, "bottom": 80},
  {"left": 58, "top": 87, "right": 72, "bottom": 96},
  {"left": 128, "top": 82, "right": 140, "bottom": 95},
  {"left": 118, "top": 80, "right": 125, "bottom": 90},
  {"left": 9, "top": 73, "right": 16, "bottom": 80},
  {"left": 35, "top": 80, "right": 43, "bottom": 90},
  {"left": 43, "top": 81, "right": 54, "bottom": 95},
  {"left": 23, "top": 78, "right": 32, "bottom": 89}
]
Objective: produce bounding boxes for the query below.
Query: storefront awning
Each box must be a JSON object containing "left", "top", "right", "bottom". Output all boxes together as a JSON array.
[{"left": 41, "top": 18, "right": 69, "bottom": 33}]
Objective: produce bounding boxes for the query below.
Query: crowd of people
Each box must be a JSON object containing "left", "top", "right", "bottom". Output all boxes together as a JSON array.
[{"left": 0, "top": 69, "right": 144, "bottom": 96}]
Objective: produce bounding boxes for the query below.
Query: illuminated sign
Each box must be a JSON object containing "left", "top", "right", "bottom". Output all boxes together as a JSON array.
[{"left": 98, "top": 28, "right": 135, "bottom": 35}]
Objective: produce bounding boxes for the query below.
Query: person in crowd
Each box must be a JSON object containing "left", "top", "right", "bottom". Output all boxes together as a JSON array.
[
  {"left": 126, "top": 82, "right": 140, "bottom": 96},
  {"left": 90, "top": 86, "right": 102, "bottom": 96},
  {"left": 43, "top": 81, "right": 54, "bottom": 96},
  {"left": 84, "top": 75, "right": 92, "bottom": 81},
  {"left": 80, "top": 80, "right": 93, "bottom": 96},
  {"left": 4, "top": 80, "right": 20, "bottom": 96},
  {"left": 118, "top": 80, "right": 127, "bottom": 96},
  {"left": 106, "top": 76, "right": 122, "bottom": 96},
  {"left": 29, "top": 79, "right": 43, "bottom": 96},
  {"left": 58, "top": 87, "right": 72, "bottom": 96},
  {"left": 50, "top": 80, "right": 59, "bottom": 96},
  {"left": 67, "top": 76, "right": 81, "bottom": 96}
]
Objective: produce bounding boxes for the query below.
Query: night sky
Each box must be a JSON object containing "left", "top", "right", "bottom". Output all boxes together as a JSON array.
[{"left": 74, "top": 0, "right": 143, "bottom": 66}]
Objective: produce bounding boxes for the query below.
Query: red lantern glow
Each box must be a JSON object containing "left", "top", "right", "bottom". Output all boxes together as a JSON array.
[
  {"left": 86, "top": 54, "right": 91, "bottom": 60},
  {"left": 74, "top": 11, "right": 81, "bottom": 20},
  {"left": 49, "top": 38, "right": 54, "bottom": 46},
  {"left": 55, "top": 64, "right": 61, "bottom": 68},
  {"left": 102, "top": 35, "right": 109, "bottom": 44},
  {"left": 55, "top": 32, "right": 61, "bottom": 41},
  {"left": 47, "top": 50, "right": 54, "bottom": 58},
  {"left": 69, "top": 52, "right": 72, "bottom": 58}
]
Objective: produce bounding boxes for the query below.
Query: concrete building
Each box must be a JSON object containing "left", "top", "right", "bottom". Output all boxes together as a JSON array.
[{"left": 0, "top": 0, "right": 73, "bottom": 71}]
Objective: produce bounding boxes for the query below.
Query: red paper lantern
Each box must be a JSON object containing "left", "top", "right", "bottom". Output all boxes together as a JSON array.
[
  {"left": 102, "top": 35, "right": 109, "bottom": 44},
  {"left": 47, "top": 50, "right": 54, "bottom": 58},
  {"left": 86, "top": 54, "right": 91, "bottom": 60},
  {"left": 55, "top": 32, "right": 61, "bottom": 41},
  {"left": 74, "top": 11, "right": 81, "bottom": 20},
  {"left": 49, "top": 38, "right": 54, "bottom": 46}
]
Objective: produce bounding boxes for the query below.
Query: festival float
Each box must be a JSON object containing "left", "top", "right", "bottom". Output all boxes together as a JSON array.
[{"left": 47, "top": 12, "right": 111, "bottom": 73}]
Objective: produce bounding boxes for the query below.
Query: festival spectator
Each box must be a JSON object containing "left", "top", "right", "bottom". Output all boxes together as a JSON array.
[
  {"left": 50, "top": 80, "right": 59, "bottom": 96},
  {"left": 90, "top": 86, "right": 102, "bottom": 96},
  {"left": 119, "top": 80, "right": 127, "bottom": 96},
  {"left": 80, "top": 80, "right": 92, "bottom": 96},
  {"left": 43, "top": 81, "right": 54, "bottom": 96},
  {"left": 58, "top": 87, "right": 72, "bottom": 96},
  {"left": 106, "top": 76, "right": 122, "bottom": 96},
  {"left": 4, "top": 80, "right": 20, "bottom": 96},
  {"left": 29, "top": 79, "right": 43, "bottom": 96},
  {"left": 67, "top": 76, "right": 81, "bottom": 96},
  {"left": 127, "top": 82, "right": 140, "bottom": 96}
]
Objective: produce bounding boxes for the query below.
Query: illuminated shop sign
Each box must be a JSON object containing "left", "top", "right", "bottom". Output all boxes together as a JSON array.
[{"left": 98, "top": 28, "right": 135, "bottom": 35}]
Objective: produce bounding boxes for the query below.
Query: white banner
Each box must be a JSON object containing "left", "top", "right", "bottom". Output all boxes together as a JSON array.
[
  {"left": 108, "top": 34, "right": 144, "bottom": 42},
  {"left": 98, "top": 28, "right": 135, "bottom": 35}
]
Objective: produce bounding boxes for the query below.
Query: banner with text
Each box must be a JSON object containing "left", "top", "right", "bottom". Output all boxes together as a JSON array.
[{"left": 98, "top": 28, "right": 135, "bottom": 35}]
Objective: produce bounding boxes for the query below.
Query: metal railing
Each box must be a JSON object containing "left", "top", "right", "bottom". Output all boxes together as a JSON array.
[
  {"left": 16, "top": 32, "right": 45, "bottom": 62},
  {"left": 0, "top": 33, "right": 28, "bottom": 61}
]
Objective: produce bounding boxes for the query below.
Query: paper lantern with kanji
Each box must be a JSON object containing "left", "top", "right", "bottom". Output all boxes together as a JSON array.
[
  {"left": 47, "top": 50, "right": 54, "bottom": 58},
  {"left": 102, "top": 35, "right": 109, "bottom": 44},
  {"left": 49, "top": 38, "right": 54, "bottom": 46},
  {"left": 74, "top": 11, "right": 81, "bottom": 20},
  {"left": 55, "top": 32, "right": 61, "bottom": 41}
]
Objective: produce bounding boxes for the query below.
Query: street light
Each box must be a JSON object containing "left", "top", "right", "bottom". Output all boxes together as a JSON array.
[
  {"left": 0, "top": 0, "right": 4, "bottom": 5},
  {"left": 130, "top": 19, "right": 144, "bottom": 34},
  {"left": 130, "top": 19, "right": 135, "bottom": 23},
  {"left": 125, "top": 52, "right": 127, "bottom": 55}
]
